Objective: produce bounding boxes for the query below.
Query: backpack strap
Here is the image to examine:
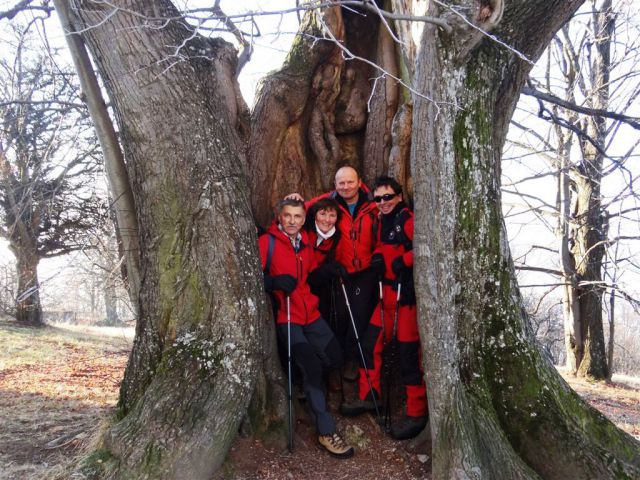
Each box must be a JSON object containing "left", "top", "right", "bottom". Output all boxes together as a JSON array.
[
  {"left": 264, "top": 233, "right": 276, "bottom": 274},
  {"left": 388, "top": 208, "right": 412, "bottom": 252}
]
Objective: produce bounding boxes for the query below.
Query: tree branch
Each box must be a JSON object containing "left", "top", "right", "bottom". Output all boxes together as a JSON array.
[
  {"left": 521, "top": 85, "right": 640, "bottom": 130},
  {"left": 0, "top": 0, "right": 53, "bottom": 20},
  {"left": 515, "top": 265, "right": 563, "bottom": 276}
]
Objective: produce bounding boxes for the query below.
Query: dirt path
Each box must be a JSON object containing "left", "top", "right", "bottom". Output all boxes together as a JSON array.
[{"left": 0, "top": 319, "right": 638, "bottom": 480}]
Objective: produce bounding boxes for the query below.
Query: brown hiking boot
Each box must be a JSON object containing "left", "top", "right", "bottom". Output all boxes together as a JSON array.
[
  {"left": 342, "top": 360, "right": 359, "bottom": 382},
  {"left": 339, "top": 391, "right": 379, "bottom": 417},
  {"left": 318, "top": 433, "right": 355, "bottom": 458}
]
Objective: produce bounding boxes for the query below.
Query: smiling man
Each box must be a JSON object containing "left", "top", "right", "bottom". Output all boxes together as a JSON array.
[{"left": 259, "top": 198, "right": 354, "bottom": 458}]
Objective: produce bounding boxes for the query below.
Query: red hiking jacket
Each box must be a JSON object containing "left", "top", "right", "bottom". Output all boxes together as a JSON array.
[
  {"left": 259, "top": 223, "right": 321, "bottom": 326},
  {"left": 305, "top": 228, "right": 340, "bottom": 266},
  {"left": 375, "top": 202, "right": 414, "bottom": 283},
  {"left": 307, "top": 187, "right": 378, "bottom": 274}
]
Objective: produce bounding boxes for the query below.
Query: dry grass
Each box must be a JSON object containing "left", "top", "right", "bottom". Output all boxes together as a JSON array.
[{"left": 0, "top": 318, "right": 130, "bottom": 480}]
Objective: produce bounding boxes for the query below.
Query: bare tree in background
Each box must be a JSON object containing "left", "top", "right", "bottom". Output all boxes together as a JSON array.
[
  {"left": 504, "top": 0, "right": 640, "bottom": 380},
  {"left": 0, "top": 25, "right": 105, "bottom": 326}
]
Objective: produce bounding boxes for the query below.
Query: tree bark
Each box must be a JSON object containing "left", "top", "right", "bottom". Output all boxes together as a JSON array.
[
  {"left": 249, "top": 6, "right": 401, "bottom": 226},
  {"left": 65, "top": 1, "right": 278, "bottom": 478},
  {"left": 412, "top": 0, "right": 640, "bottom": 477},
  {"left": 14, "top": 248, "right": 42, "bottom": 325},
  {"left": 103, "top": 274, "right": 120, "bottom": 326}
]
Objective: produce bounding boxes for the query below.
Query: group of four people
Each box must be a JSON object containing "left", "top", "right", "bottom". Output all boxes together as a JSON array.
[{"left": 258, "top": 166, "right": 428, "bottom": 459}]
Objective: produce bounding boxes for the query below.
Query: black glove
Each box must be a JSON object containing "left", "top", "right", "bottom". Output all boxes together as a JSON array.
[
  {"left": 391, "top": 256, "right": 407, "bottom": 278},
  {"left": 398, "top": 275, "right": 416, "bottom": 306},
  {"left": 370, "top": 253, "right": 385, "bottom": 277},
  {"left": 308, "top": 261, "right": 347, "bottom": 288},
  {"left": 326, "top": 261, "right": 348, "bottom": 279},
  {"left": 270, "top": 274, "right": 297, "bottom": 295}
]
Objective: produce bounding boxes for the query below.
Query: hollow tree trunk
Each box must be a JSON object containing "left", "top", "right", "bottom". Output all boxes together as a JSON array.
[
  {"left": 412, "top": 0, "right": 639, "bottom": 477},
  {"left": 64, "top": 1, "right": 279, "bottom": 478},
  {"left": 249, "top": 5, "right": 413, "bottom": 226},
  {"left": 14, "top": 248, "right": 42, "bottom": 326},
  {"left": 58, "top": 0, "right": 640, "bottom": 478}
]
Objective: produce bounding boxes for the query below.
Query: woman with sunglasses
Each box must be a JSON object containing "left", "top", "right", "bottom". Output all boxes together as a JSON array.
[{"left": 340, "top": 176, "right": 428, "bottom": 441}]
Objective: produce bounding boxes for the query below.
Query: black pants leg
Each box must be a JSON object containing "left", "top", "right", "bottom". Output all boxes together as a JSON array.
[
  {"left": 336, "top": 268, "right": 379, "bottom": 362},
  {"left": 277, "top": 318, "right": 342, "bottom": 436}
]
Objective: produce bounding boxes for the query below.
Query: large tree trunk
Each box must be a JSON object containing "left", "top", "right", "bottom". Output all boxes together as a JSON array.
[
  {"left": 103, "top": 274, "right": 120, "bottom": 326},
  {"left": 64, "top": 1, "right": 281, "bottom": 478},
  {"left": 412, "top": 0, "right": 639, "bottom": 477},
  {"left": 14, "top": 247, "right": 42, "bottom": 325}
]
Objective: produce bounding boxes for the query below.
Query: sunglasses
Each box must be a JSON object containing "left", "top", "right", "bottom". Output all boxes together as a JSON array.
[{"left": 373, "top": 193, "right": 397, "bottom": 203}]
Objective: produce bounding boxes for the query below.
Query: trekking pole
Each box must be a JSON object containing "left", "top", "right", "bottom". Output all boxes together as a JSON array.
[
  {"left": 393, "top": 282, "right": 401, "bottom": 342},
  {"left": 339, "top": 278, "right": 382, "bottom": 421},
  {"left": 330, "top": 280, "right": 346, "bottom": 402},
  {"left": 286, "top": 296, "right": 294, "bottom": 452}
]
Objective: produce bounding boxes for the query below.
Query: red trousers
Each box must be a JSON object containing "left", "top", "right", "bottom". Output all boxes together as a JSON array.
[{"left": 357, "top": 285, "right": 427, "bottom": 417}]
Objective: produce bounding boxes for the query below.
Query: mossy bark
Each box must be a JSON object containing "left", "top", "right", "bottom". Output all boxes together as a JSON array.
[
  {"left": 66, "top": 1, "right": 276, "bottom": 478},
  {"left": 412, "top": 0, "right": 640, "bottom": 478}
]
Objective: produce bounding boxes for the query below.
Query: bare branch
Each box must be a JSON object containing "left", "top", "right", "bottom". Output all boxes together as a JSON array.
[{"left": 521, "top": 85, "right": 640, "bottom": 130}]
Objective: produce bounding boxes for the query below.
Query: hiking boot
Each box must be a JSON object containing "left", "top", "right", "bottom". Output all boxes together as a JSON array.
[
  {"left": 339, "top": 392, "right": 378, "bottom": 417},
  {"left": 342, "top": 360, "right": 359, "bottom": 382},
  {"left": 318, "top": 433, "right": 354, "bottom": 458},
  {"left": 390, "top": 415, "right": 427, "bottom": 440}
]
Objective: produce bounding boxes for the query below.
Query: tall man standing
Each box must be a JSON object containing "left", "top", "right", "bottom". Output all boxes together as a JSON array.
[{"left": 288, "top": 166, "right": 379, "bottom": 379}]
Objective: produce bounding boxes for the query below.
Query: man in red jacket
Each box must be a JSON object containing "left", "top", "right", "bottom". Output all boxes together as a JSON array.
[
  {"left": 288, "top": 166, "right": 379, "bottom": 379},
  {"left": 340, "top": 176, "right": 428, "bottom": 441},
  {"left": 259, "top": 198, "right": 354, "bottom": 458}
]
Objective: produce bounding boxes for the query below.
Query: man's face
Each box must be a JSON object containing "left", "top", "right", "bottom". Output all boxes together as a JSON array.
[
  {"left": 278, "top": 205, "right": 306, "bottom": 238},
  {"left": 373, "top": 185, "right": 401, "bottom": 216},
  {"left": 334, "top": 167, "right": 360, "bottom": 204}
]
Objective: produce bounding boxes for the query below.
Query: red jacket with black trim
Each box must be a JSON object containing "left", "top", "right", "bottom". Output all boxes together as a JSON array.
[
  {"left": 306, "top": 228, "right": 340, "bottom": 266},
  {"left": 306, "top": 187, "right": 378, "bottom": 274},
  {"left": 259, "top": 223, "right": 321, "bottom": 326},
  {"left": 374, "top": 202, "right": 414, "bottom": 283}
]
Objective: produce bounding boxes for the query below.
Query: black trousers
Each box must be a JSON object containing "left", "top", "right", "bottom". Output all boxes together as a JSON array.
[
  {"left": 333, "top": 267, "right": 379, "bottom": 362},
  {"left": 276, "top": 317, "right": 343, "bottom": 435}
]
